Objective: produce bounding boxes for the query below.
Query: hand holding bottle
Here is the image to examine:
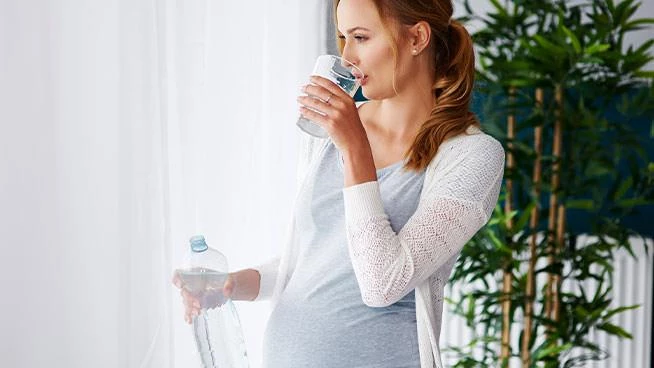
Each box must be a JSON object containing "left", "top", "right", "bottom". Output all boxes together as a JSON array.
[
  {"left": 172, "top": 270, "right": 236, "bottom": 324},
  {"left": 173, "top": 235, "right": 250, "bottom": 367}
]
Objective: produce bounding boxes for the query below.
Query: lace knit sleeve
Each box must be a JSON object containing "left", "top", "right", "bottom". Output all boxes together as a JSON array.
[{"left": 342, "top": 135, "right": 504, "bottom": 307}]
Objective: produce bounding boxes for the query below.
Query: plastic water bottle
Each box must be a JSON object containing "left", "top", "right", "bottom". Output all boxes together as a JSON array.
[{"left": 177, "top": 235, "right": 249, "bottom": 368}]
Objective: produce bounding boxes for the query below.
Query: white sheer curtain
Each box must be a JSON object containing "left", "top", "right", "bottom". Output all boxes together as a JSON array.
[{"left": 0, "top": 0, "right": 327, "bottom": 367}]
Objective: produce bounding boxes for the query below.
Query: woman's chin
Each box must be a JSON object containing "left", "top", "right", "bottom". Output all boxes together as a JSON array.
[
  {"left": 360, "top": 87, "right": 394, "bottom": 101},
  {"left": 360, "top": 86, "right": 379, "bottom": 100}
]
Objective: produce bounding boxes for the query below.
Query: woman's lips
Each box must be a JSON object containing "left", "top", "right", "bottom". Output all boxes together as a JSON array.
[{"left": 352, "top": 70, "right": 366, "bottom": 85}]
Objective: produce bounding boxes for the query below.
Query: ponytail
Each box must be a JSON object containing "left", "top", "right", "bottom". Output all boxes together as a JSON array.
[{"left": 405, "top": 20, "right": 479, "bottom": 171}]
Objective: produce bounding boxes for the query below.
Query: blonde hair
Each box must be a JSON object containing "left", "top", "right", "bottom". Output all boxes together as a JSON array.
[{"left": 334, "top": 0, "right": 479, "bottom": 171}]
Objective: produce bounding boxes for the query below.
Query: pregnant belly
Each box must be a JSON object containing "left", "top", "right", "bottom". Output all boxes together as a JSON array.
[{"left": 262, "top": 290, "right": 419, "bottom": 368}]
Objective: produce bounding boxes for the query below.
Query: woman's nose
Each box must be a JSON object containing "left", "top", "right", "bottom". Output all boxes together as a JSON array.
[
  {"left": 341, "top": 56, "right": 356, "bottom": 69},
  {"left": 341, "top": 45, "right": 358, "bottom": 67},
  {"left": 341, "top": 56, "right": 359, "bottom": 74}
]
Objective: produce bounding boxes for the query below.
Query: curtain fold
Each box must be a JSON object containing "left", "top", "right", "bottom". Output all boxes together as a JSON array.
[
  {"left": 0, "top": 1, "right": 326, "bottom": 367},
  {"left": 169, "top": 1, "right": 327, "bottom": 365}
]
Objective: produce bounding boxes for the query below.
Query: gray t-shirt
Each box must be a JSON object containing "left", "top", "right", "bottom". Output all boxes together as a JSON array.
[{"left": 263, "top": 141, "right": 425, "bottom": 368}]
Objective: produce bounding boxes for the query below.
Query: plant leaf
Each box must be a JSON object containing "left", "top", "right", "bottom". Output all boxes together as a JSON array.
[
  {"left": 597, "top": 323, "right": 633, "bottom": 339},
  {"left": 586, "top": 43, "right": 611, "bottom": 55},
  {"left": 561, "top": 24, "right": 581, "bottom": 54},
  {"left": 533, "top": 343, "right": 574, "bottom": 360}
]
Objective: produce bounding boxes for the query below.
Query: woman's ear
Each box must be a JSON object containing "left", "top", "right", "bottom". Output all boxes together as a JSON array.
[{"left": 408, "top": 21, "right": 431, "bottom": 55}]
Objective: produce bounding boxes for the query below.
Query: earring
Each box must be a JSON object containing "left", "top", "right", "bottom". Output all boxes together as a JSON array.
[{"left": 412, "top": 49, "right": 418, "bottom": 55}]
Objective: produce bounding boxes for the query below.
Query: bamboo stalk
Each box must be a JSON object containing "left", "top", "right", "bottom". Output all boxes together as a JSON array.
[
  {"left": 552, "top": 203, "right": 566, "bottom": 323},
  {"left": 501, "top": 86, "right": 516, "bottom": 363},
  {"left": 545, "top": 84, "right": 563, "bottom": 336},
  {"left": 521, "top": 88, "right": 544, "bottom": 367}
]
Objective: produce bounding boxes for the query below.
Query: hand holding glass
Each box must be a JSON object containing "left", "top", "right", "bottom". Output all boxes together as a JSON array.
[{"left": 296, "top": 55, "right": 363, "bottom": 138}]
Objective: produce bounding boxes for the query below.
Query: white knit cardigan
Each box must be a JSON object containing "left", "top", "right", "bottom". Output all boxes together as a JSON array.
[{"left": 255, "top": 126, "right": 505, "bottom": 368}]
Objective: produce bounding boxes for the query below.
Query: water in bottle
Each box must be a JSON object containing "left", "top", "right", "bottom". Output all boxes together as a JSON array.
[{"left": 177, "top": 235, "right": 249, "bottom": 368}]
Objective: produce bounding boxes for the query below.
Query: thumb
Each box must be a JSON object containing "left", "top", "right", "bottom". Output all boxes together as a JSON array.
[{"left": 171, "top": 270, "right": 183, "bottom": 289}]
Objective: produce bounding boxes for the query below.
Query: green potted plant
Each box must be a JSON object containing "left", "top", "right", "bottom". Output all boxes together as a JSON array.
[{"left": 447, "top": 0, "right": 654, "bottom": 366}]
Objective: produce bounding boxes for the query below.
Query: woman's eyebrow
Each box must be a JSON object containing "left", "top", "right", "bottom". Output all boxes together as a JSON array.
[{"left": 339, "top": 26, "right": 371, "bottom": 35}]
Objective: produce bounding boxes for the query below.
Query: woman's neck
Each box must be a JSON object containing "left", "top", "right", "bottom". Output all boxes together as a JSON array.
[{"left": 373, "top": 85, "right": 434, "bottom": 143}]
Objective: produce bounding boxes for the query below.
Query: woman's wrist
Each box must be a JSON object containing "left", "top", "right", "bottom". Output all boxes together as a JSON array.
[
  {"left": 342, "top": 143, "right": 377, "bottom": 187},
  {"left": 229, "top": 268, "right": 261, "bottom": 301}
]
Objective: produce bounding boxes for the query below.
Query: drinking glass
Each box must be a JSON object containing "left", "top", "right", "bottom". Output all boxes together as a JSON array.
[{"left": 296, "top": 55, "right": 362, "bottom": 138}]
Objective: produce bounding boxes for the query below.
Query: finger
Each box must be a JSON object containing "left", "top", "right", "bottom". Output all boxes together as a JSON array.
[
  {"left": 181, "top": 289, "right": 201, "bottom": 310},
  {"left": 299, "top": 106, "right": 329, "bottom": 129},
  {"left": 297, "top": 95, "right": 335, "bottom": 115},
  {"left": 302, "top": 83, "right": 336, "bottom": 103},
  {"left": 184, "top": 303, "right": 191, "bottom": 324},
  {"left": 171, "top": 271, "right": 182, "bottom": 289},
  {"left": 184, "top": 304, "right": 200, "bottom": 323},
  {"left": 185, "top": 308, "right": 200, "bottom": 323},
  {"left": 310, "top": 76, "right": 349, "bottom": 99},
  {"left": 182, "top": 293, "right": 193, "bottom": 310},
  {"left": 189, "top": 298, "right": 201, "bottom": 311},
  {"left": 184, "top": 297, "right": 200, "bottom": 313},
  {"left": 185, "top": 303, "right": 200, "bottom": 316},
  {"left": 184, "top": 308, "right": 196, "bottom": 324}
]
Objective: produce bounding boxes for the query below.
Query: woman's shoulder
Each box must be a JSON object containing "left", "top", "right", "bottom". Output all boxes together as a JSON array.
[
  {"left": 426, "top": 127, "right": 505, "bottom": 172},
  {"left": 418, "top": 128, "right": 505, "bottom": 200},
  {"left": 453, "top": 126, "right": 503, "bottom": 151}
]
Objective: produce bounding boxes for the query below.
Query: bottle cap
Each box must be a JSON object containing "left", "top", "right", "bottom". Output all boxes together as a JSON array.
[{"left": 189, "top": 235, "right": 208, "bottom": 252}]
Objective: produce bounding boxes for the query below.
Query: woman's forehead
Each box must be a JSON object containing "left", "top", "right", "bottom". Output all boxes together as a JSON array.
[{"left": 336, "top": 0, "right": 383, "bottom": 34}]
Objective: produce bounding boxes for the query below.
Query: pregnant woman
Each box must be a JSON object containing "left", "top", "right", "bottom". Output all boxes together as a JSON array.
[{"left": 175, "top": 0, "right": 505, "bottom": 366}]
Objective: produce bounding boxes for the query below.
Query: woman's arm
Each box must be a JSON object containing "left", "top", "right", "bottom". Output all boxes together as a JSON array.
[
  {"left": 343, "top": 135, "right": 505, "bottom": 307},
  {"left": 228, "top": 268, "right": 262, "bottom": 301}
]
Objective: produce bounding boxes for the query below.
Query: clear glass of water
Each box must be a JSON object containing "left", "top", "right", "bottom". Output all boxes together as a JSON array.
[{"left": 296, "top": 55, "right": 363, "bottom": 138}]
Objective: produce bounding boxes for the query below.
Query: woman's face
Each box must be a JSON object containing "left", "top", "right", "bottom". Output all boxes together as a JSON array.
[{"left": 336, "top": 0, "right": 414, "bottom": 100}]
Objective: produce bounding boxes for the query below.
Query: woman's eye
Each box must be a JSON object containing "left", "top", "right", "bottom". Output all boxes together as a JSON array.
[{"left": 337, "top": 35, "right": 367, "bottom": 43}]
